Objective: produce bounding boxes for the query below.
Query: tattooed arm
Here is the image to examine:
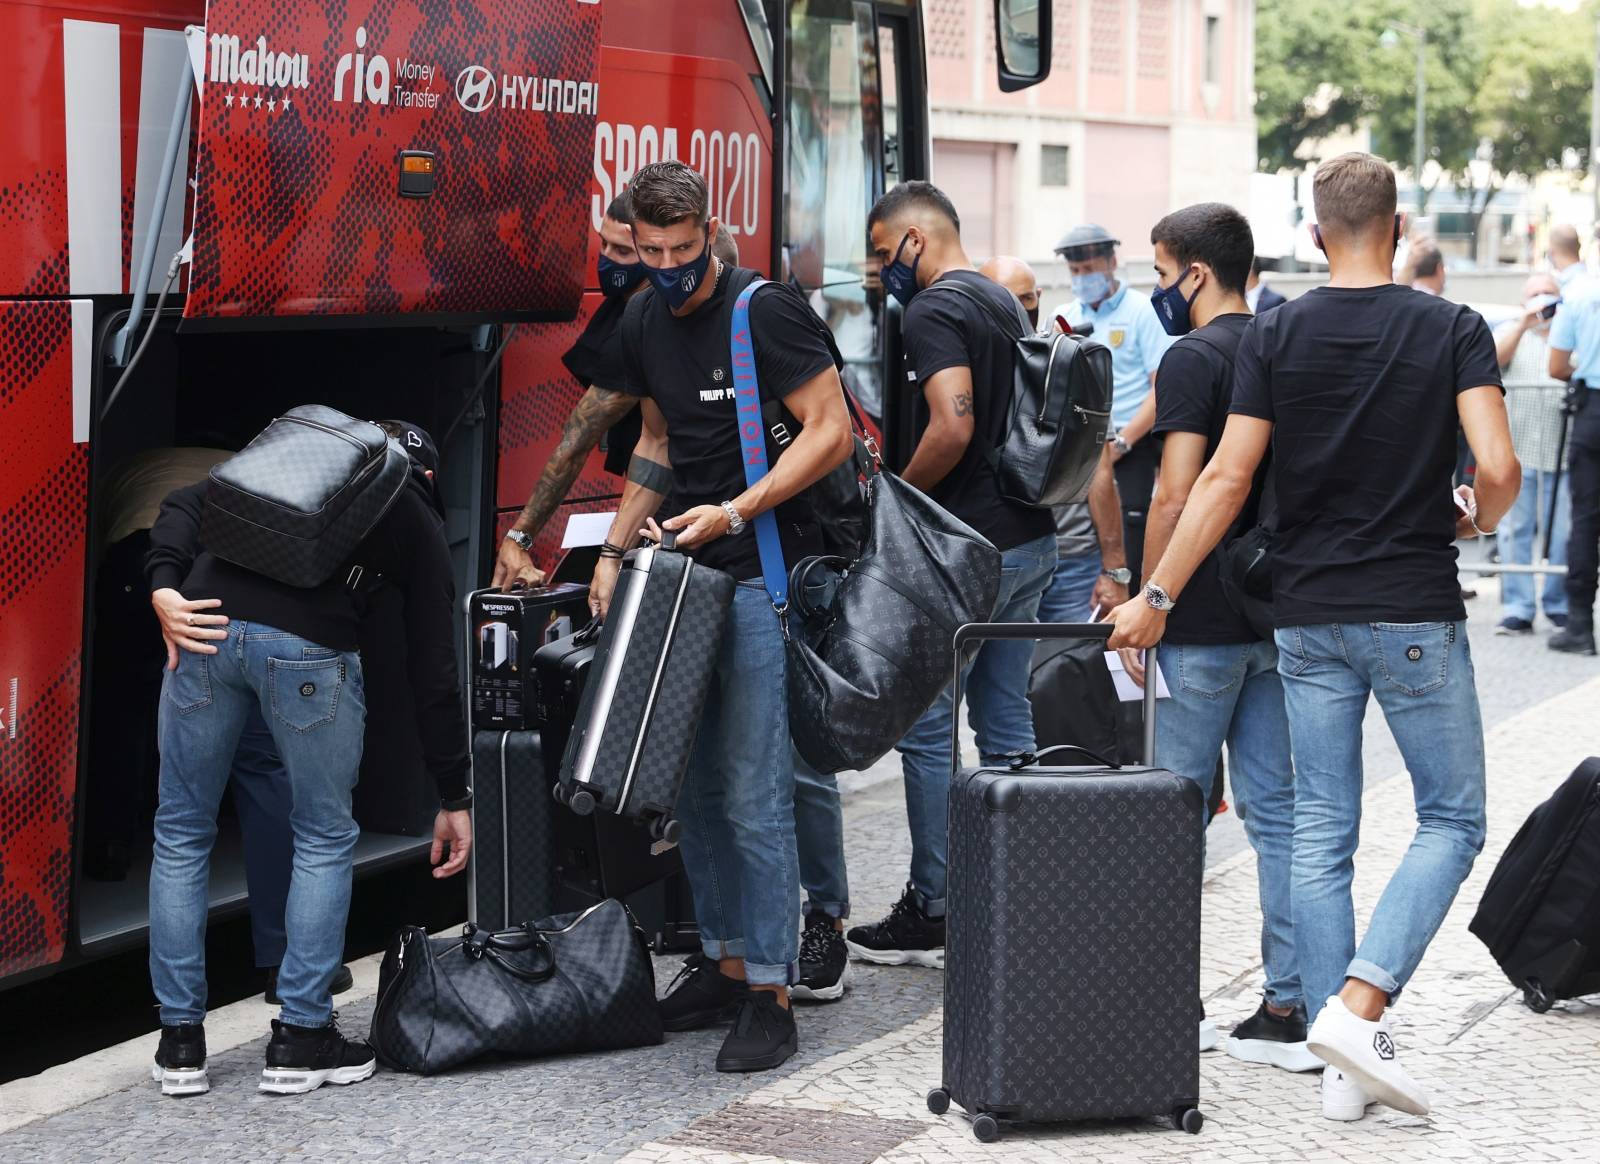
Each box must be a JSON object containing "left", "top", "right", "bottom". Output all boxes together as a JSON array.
[
  {"left": 900, "top": 365, "right": 975, "bottom": 494},
  {"left": 491, "top": 385, "right": 639, "bottom": 588}
]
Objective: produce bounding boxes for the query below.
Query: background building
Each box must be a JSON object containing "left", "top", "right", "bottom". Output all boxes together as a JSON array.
[{"left": 925, "top": 0, "right": 1257, "bottom": 278}]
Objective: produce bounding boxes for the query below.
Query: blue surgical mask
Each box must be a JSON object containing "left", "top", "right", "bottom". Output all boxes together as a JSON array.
[
  {"left": 598, "top": 254, "right": 646, "bottom": 298},
  {"left": 883, "top": 232, "right": 922, "bottom": 306},
  {"left": 1151, "top": 267, "right": 1200, "bottom": 336},
  {"left": 645, "top": 227, "right": 713, "bottom": 311},
  {"left": 1071, "top": 270, "right": 1112, "bottom": 306}
]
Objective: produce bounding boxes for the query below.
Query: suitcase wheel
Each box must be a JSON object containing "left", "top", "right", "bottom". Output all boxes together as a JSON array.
[
  {"left": 1523, "top": 979, "right": 1555, "bottom": 1013},
  {"left": 971, "top": 1114, "right": 1000, "bottom": 1144},
  {"left": 925, "top": 1088, "right": 950, "bottom": 1116},
  {"left": 650, "top": 816, "right": 683, "bottom": 845},
  {"left": 1172, "top": 1106, "right": 1204, "bottom": 1135},
  {"left": 568, "top": 788, "right": 596, "bottom": 816}
]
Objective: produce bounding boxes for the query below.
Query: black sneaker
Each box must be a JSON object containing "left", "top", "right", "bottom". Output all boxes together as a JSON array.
[
  {"left": 1549, "top": 612, "right": 1570, "bottom": 629},
  {"left": 846, "top": 884, "right": 945, "bottom": 968},
  {"left": 659, "top": 952, "right": 745, "bottom": 1031},
  {"left": 792, "top": 912, "right": 850, "bottom": 1003},
  {"left": 151, "top": 1023, "right": 208, "bottom": 1097},
  {"left": 1225, "top": 999, "right": 1323, "bottom": 1073},
  {"left": 1495, "top": 616, "right": 1534, "bottom": 635},
  {"left": 715, "top": 991, "right": 798, "bottom": 1073},
  {"left": 259, "top": 1015, "right": 377, "bottom": 1095},
  {"left": 265, "top": 963, "right": 355, "bottom": 1005}
]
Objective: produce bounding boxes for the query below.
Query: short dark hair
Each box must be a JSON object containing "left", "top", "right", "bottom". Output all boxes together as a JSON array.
[
  {"left": 868, "top": 180, "right": 961, "bottom": 234},
  {"left": 1411, "top": 243, "right": 1444, "bottom": 279},
  {"left": 1149, "top": 203, "right": 1254, "bottom": 296},
  {"left": 628, "top": 162, "right": 708, "bottom": 228},
  {"left": 1313, "top": 152, "right": 1397, "bottom": 238},
  {"left": 605, "top": 191, "right": 633, "bottom": 225}
]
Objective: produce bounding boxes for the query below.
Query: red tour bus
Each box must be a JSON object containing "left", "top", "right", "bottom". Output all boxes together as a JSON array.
[{"left": 0, "top": 0, "right": 1050, "bottom": 989}]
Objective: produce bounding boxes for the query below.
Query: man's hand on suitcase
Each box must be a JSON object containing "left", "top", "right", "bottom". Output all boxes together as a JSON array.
[
  {"left": 431, "top": 809, "right": 472, "bottom": 879},
  {"left": 654, "top": 508, "right": 730, "bottom": 548},
  {"left": 1118, "top": 647, "right": 1147, "bottom": 687},
  {"left": 590, "top": 556, "right": 622, "bottom": 619},
  {"left": 492, "top": 537, "right": 546, "bottom": 590},
  {"left": 151, "top": 589, "right": 230, "bottom": 671},
  {"left": 1105, "top": 593, "right": 1167, "bottom": 651}
]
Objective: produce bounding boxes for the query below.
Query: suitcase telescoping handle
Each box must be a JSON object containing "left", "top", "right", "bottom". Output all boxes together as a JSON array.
[{"left": 951, "top": 622, "right": 1159, "bottom": 769}]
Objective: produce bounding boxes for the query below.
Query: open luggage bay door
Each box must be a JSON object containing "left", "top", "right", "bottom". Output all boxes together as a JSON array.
[{"left": 183, "top": 0, "right": 600, "bottom": 326}]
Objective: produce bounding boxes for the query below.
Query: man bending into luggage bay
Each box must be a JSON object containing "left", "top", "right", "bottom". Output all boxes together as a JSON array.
[
  {"left": 591, "top": 160, "right": 853, "bottom": 1073},
  {"left": 1109, "top": 153, "right": 1518, "bottom": 1121}
]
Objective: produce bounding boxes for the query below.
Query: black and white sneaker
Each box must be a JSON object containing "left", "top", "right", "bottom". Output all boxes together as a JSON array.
[
  {"left": 659, "top": 952, "right": 744, "bottom": 1031},
  {"left": 1225, "top": 999, "right": 1323, "bottom": 1072},
  {"left": 259, "top": 1015, "right": 377, "bottom": 1095},
  {"left": 151, "top": 1023, "right": 209, "bottom": 1097},
  {"left": 715, "top": 992, "right": 798, "bottom": 1073},
  {"left": 845, "top": 884, "right": 945, "bottom": 968},
  {"left": 264, "top": 963, "right": 355, "bottom": 1006},
  {"left": 792, "top": 912, "right": 850, "bottom": 1003}
]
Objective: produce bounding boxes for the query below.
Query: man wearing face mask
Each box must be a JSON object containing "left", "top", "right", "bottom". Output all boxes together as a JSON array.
[
  {"left": 1051, "top": 223, "right": 1175, "bottom": 582},
  {"left": 845, "top": 183, "right": 1057, "bottom": 968}
]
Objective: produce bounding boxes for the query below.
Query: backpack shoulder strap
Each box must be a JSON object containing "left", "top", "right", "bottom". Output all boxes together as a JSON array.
[{"left": 926, "top": 278, "right": 1031, "bottom": 339}]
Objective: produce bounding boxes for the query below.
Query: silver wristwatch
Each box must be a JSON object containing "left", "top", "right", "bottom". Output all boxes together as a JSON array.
[
  {"left": 1142, "top": 582, "right": 1176, "bottom": 611},
  {"left": 720, "top": 501, "right": 747, "bottom": 535},
  {"left": 505, "top": 529, "right": 533, "bottom": 551},
  {"left": 1101, "top": 566, "right": 1133, "bottom": 585}
]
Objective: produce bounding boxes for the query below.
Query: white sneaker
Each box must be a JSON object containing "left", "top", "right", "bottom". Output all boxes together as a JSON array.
[
  {"left": 1199, "top": 1016, "right": 1219, "bottom": 1052},
  {"left": 1322, "top": 1069, "right": 1374, "bottom": 1121},
  {"left": 1306, "top": 996, "right": 1430, "bottom": 1116}
]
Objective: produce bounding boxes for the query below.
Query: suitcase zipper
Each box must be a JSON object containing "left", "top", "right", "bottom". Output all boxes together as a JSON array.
[
  {"left": 284, "top": 413, "right": 379, "bottom": 460},
  {"left": 616, "top": 555, "right": 695, "bottom": 813}
]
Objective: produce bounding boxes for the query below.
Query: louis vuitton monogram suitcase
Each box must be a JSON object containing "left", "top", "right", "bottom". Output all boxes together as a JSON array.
[{"left": 929, "top": 624, "right": 1205, "bottom": 1142}]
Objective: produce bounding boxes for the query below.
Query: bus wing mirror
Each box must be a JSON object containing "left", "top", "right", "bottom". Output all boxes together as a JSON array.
[{"left": 994, "top": 0, "right": 1052, "bottom": 92}]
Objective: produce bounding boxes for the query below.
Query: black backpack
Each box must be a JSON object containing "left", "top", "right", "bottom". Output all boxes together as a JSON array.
[{"left": 928, "top": 280, "right": 1113, "bottom": 508}]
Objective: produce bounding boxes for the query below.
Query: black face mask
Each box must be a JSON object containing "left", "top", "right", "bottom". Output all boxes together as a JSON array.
[
  {"left": 1025, "top": 305, "right": 1041, "bottom": 331},
  {"left": 598, "top": 255, "right": 646, "bottom": 298}
]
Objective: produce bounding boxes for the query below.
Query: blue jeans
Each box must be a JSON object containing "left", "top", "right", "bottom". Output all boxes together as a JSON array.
[
  {"left": 794, "top": 752, "right": 849, "bottom": 919},
  {"left": 897, "top": 533, "right": 1058, "bottom": 913},
  {"left": 1155, "top": 640, "right": 1300, "bottom": 1009},
  {"left": 231, "top": 706, "right": 294, "bottom": 968},
  {"left": 150, "top": 623, "right": 365, "bottom": 1028},
  {"left": 1499, "top": 467, "right": 1569, "bottom": 621},
  {"left": 1275, "top": 622, "right": 1487, "bottom": 1023},
  {"left": 676, "top": 583, "right": 800, "bottom": 985},
  {"left": 1036, "top": 549, "right": 1101, "bottom": 624}
]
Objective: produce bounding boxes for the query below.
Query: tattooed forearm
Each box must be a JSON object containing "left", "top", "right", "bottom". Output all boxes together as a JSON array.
[{"left": 512, "top": 386, "right": 637, "bottom": 536}]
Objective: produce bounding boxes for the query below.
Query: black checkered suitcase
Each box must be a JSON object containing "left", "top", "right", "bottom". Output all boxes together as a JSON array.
[
  {"left": 470, "top": 730, "right": 557, "bottom": 930},
  {"left": 554, "top": 538, "right": 734, "bottom": 843},
  {"left": 929, "top": 623, "right": 1206, "bottom": 1143}
]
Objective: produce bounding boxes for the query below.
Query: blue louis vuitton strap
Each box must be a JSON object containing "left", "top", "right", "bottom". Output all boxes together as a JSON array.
[{"left": 731, "top": 280, "right": 788, "bottom": 611}]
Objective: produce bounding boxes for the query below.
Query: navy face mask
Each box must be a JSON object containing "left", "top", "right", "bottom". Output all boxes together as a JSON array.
[
  {"left": 645, "top": 227, "right": 713, "bottom": 311},
  {"left": 1151, "top": 266, "right": 1201, "bottom": 336},
  {"left": 598, "top": 254, "right": 646, "bottom": 298},
  {"left": 882, "top": 232, "right": 922, "bottom": 306}
]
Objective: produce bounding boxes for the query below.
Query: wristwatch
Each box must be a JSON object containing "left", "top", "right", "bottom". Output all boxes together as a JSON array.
[
  {"left": 720, "top": 500, "right": 747, "bottom": 535},
  {"left": 1109, "top": 432, "right": 1131, "bottom": 456},
  {"left": 504, "top": 529, "right": 533, "bottom": 551},
  {"left": 1101, "top": 566, "right": 1134, "bottom": 585},
  {"left": 1142, "top": 582, "right": 1176, "bottom": 612}
]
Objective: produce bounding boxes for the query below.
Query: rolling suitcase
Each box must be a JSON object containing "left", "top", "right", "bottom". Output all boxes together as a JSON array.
[
  {"left": 554, "top": 537, "right": 734, "bottom": 842},
  {"left": 1469, "top": 756, "right": 1600, "bottom": 1012},
  {"left": 533, "top": 620, "right": 601, "bottom": 730},
  {"left": 470, "top": 730, "right": 557, "bottom": 930},
  {"left": 930, "top": 623, "right": 1205, "bottom": 1143}
]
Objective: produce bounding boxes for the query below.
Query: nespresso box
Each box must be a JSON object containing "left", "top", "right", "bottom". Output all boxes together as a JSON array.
[{"left": 468, "top": 583, "right": 588, "bottom": 730}]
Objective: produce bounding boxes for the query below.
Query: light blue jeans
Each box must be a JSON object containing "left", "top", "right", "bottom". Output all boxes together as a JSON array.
[
  {"left": 1275, "top": 622, "right": 1487, "bottom": 1023},
  {"left": 1036, "top": 549, "right": 1101, "bottom": 624},
  {"left": 230, "top": 706, "right": 294, "bottom": 969},
  {"left": 150, "top": 623, "right": 365, "bottom": 1028},
  {"left": 897, "top": 533, "right": 1059, "bottom": 914},
  {"left": 676, "top": 582, "right": 800, "bottom": 985},
  {"left": 795, "top": 753, "right": 849, "bottom": 919},
  {"left": 1499, "top": 467, "right": 1569, "bottom": 621},
  {"left": 1155, "top": 640, "right": 1300, "bottom": 1009}
]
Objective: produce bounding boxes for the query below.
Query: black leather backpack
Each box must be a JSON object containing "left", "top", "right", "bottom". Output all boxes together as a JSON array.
[{"left": 930, "top": 280, "right": 1114, "bottom": 508}]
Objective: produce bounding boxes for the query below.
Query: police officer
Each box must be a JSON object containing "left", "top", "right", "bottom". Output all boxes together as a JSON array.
[
  {"left": 1048, "top": 223, "right": 1173, "bottom": 582},
  {"left": 1548, "top": 282, "right": 1600, "bottom": 654}
]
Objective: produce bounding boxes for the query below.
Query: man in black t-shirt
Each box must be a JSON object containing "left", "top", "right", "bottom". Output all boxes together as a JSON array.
[
  {"left": 1110, "top": 154, "right": 1519, "bottom": 1122},
  {"left": 1132, "top": 203, "right": 1309, "bottom": 1071},
  {"left": 844, "top": 182, "right": 1058, "bottom": 968},
  {"left": 595, "top": 162, "right": 853, "bottom": 1074}
]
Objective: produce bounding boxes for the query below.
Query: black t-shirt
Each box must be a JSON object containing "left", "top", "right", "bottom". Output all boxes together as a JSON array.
[
  {"left": 900, "top": 270, "right": 1055, "bottom": 551},
  {"left": 562, "top": 293, "right": 644, "bottom": 477},
  {"left": 620, "top": 267, "right": 834, "bottom": 580},
  {"left": 1229, "top": 284, "right": 1503, "bottom": 627},
  {"left": 1151, "top": 313, "right": 1261, "bottom": 644}
]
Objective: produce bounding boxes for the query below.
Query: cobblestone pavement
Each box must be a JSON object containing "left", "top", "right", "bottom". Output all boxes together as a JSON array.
[{"left": 3, "top": 596, "right": 1597, "bottom": 1163}]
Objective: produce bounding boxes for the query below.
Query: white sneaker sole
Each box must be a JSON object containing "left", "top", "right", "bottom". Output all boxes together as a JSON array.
[
  {"left": 792, "top": 959, "right": 851, "bottom": 1002},
  {"left": 1226, "top": 1036, "right": 1324, "bottom": 1073},
  {"left": 1322, "top": 1091, "right": 1373, "bottom": 1121},
  {"left": 845, "top": 940, "right": 944, "bottom": 969},
  {"left": 259, "top": 1059, "right": 376, "bottom": 1095},
  {"left": 151, "top": 1063, "right": 209, "bottom": 1097},
  {"left": 1306, "top": 1032, "right": 1429, "bottom": 1116}
]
